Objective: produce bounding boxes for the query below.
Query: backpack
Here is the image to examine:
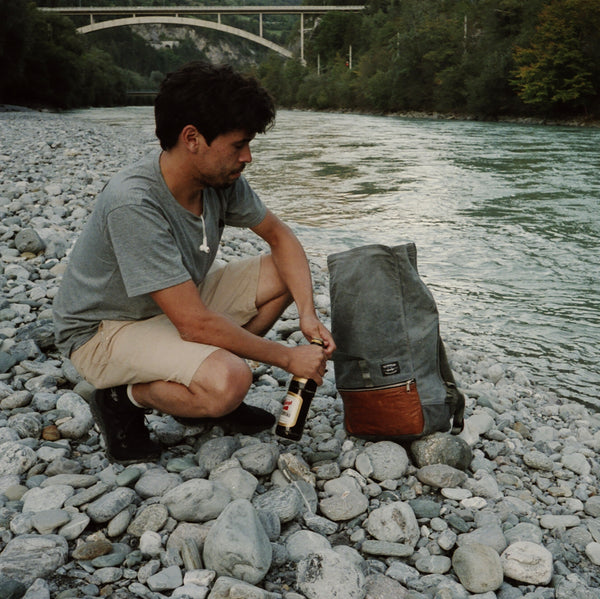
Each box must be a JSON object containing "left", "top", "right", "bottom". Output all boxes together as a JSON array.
[{"left": 327, "top": 243, "right": 465, "bottom": 441}]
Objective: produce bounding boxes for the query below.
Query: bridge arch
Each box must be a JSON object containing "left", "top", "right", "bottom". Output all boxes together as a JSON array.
[{"left": 78, "top": 16, "right": 293, "bottom": 59}]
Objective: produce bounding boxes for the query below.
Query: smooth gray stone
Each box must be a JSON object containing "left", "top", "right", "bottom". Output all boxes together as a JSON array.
[
  {"left": 86, "top": 487, "right": 138, "bottom": 523},
  {"left": 411, "top": 432, "right": 472, "bottom": 470},
  {"left": 146, "top": 566, "right": 183, "bottom": 591},
  {"left": 22, "top": 485, "right": 74, "bottom": 513},
  {"left": 7, "top": 413, "right": 42, "bottom": 439},
  {"left": 319, "top": 490, "right": 368, "bottom": 522},
  {"left": 22, "top": 578, "right": 50, "bottom": 599},
  {"left": 0, "top": 442, "right": 37, "bottom": 476},
  {"left": 363, "top": 573, "right": 410, "bottom": 599},
  {"left": 166, "top": 522, "right": 211, "bottom": 556},
  {"left": 366, "top": 502, "right": 419, "bottom": 546},
  {"left": 0, "top": 352, "right": 18, "bottom": 374},
  {"left": 41, "top": 474, "right": 98, "bottom": 489},
  {"left": 134, "top": 468, "right": 181, "bottom": 499},
  {"left": 196, "top": 437, "right": 241, "bottom": 473},
  {"left": 207, "top": 575, "right": 280, "bottom": 599},
  {"left": 64, "top": 481, "right": 109, "bottom": 508},
  {"left": 127, "top": 503, "right": 169, "bottom": 537},
  {"left": 203, "top": 499, "right": 272, "bottom": 585},
  {"left": 55, "top": 392, "right": 94, "bottom": 439},
  {"left": 58, "top": 512, "right": 90, "bottom": 541},
  {"left": 252, "top": 483, "right": 303, "bottom": 523},
  {"left": 209, "top": 463, "right": 258, "bottom": 501},
  {"left": 522, "top": 450, "right": 554, "bottom": 471},
  {"left": 107, "top": 505, "right": 135, "bottom": 538},
  {"left": 503, "top": 521, "right": 543, "bottom": 545},
  {"left": 162, "top": 479, "right": 231, "bottom": 522},
  {"left": 452, "top": 543, "right": 503, "bottom": 593},
  {"left": 416, "top": 464, "right": 468, "bottom": 488},
  {"left": 180, "top": 538, "right": 203, "bottom": 571},
  {"left": 361, "top": 540, "right": 414, "bottom": 557},
  {"left": 286, "top": 530, "right": 331, "bottom": 562},
  {"left": 457, "top": 524, "right": 507, "bottom": 553},
  {"left": 302, "top": 511, "right": 338, "bottom": 536},
  {"left": 15, "top": 228, "right": 45, "bottom": 254},
  {"left": 297, "top": 549, "right": 366, "bottom": 599},
  {"left": 414, "top": 554, "right": 452, "bottom": 574},
  {"left": 31, "top": 509, "right": 71, "bottom": 534},
  {"left": 356, "top": 441, "right": 409, "bottom": 481},
  {"left": 500, "top": 541, "right": 553, "bottom": 585},
  {"left": 0, "top": 534, "right": 69, "bottom": 586},
  {"left": 231, "top": 442, "right": 279, "bottom": 476}
]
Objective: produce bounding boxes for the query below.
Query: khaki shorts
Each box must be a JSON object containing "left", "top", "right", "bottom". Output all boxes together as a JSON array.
[{"left": 70, "top": 256, "right": 261, "bottom": 389}]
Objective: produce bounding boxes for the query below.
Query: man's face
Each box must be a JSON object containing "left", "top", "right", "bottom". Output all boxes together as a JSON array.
[{"left": 196, "top": 129, "right": 255, "bottom": 189}]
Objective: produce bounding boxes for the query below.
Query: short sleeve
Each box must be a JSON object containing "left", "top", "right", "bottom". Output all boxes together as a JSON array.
[
  {"left": 222, "top": 176, "right": 267, "bottom": 228},
  {"left": 106, "top": 204, "right": 191, "bottom": 297}
]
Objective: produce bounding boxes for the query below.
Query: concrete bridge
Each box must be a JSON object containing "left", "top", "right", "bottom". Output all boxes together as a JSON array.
[{"left": 41, "top": 5, "right": 365, "bottom": 62}]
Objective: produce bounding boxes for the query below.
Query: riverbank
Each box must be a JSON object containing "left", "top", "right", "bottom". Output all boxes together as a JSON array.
[
  {"left": 1, "top": 110, "right": 599, "bottom": 598},
  {"left": 4, "top": 102, "right": 600, "bottom": 129}
]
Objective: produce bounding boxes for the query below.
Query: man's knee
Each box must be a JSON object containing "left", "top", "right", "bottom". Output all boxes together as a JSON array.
[{"left": 190, "top": 352, "right": 252, "bottom": 417}]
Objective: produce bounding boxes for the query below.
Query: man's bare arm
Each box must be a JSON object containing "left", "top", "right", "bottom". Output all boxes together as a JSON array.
[
  {"left": 150, "top": 280, "right": 327, "bottom": 383},
  {"left": 251, "top": 209, "right": 336, "bottom": 357}
]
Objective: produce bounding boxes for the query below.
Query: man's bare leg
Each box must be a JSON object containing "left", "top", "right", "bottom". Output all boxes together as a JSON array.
[
  {"left": 244, "top": 254, "right": 292, "bottom": 336},
  {"left": 131, "top": 349, "right": 251, "bottom": 418},
  {"left": 132, "top": 253, "right": 291, "bottom": 417}
]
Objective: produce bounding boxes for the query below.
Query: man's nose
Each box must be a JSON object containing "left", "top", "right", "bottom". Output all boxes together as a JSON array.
[{"left": 240, "top": 146, "right": 252, "bottom": 163}]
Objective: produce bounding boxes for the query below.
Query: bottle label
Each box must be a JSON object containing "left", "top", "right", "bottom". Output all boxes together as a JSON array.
[{"left": 278, "top": 391, "right": 303, "bottom": 428}]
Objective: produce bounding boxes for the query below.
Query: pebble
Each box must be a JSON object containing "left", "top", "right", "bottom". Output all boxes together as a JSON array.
[{"left": 0, "top": 110, "right": 599, "bottom": 598}]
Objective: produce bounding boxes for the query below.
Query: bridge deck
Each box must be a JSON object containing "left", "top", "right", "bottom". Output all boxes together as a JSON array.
[{"left": 41, "top": 5, "right": 365, "bottom": 17}]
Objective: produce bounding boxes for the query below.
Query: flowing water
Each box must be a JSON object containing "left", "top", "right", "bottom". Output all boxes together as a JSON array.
[{"left": 68, "top": 107, "right": 600, "bottom": 408}]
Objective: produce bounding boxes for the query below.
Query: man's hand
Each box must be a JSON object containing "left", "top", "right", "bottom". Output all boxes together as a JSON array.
[
  {"left": 287, "top": 342, "right": 328, "bottom": 385},
  {"left": 299, "top": 312, "right": 336, "bottom": 359}
]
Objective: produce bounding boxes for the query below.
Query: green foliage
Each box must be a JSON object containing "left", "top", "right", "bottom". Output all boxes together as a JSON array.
[
  {"left": 512, "top": 0, "right": 600, "bottom": 114},
  {"left": 4, "top": 0, "right": 599, "bottom": 118},
  {"left": 0, "top": 1, "right": 35, "bottom": 101}
]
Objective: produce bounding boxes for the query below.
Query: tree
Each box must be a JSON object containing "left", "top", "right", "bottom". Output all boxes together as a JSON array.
[
  {"left": 512, "top": 0, "right": 600, "bottom": 114},
  {"left": 0, "top": 0, "right": 35, "bottom": 103}
]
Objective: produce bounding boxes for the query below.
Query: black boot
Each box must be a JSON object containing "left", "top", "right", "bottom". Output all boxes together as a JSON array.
[
  {"left": 88, "top": 386, "right": 162, "bottom": 465},
  {"left": 174, "top": 402, "right": 276, "bottom": 435}
]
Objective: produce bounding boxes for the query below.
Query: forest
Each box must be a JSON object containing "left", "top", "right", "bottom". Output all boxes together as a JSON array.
[{"left": 1, "top": 0, "right": 599, "bottom": 121}]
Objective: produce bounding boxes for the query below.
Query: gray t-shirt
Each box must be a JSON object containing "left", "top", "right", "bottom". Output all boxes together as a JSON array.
[{"left": 53, "top": 150, "right": 267, "bottom": 357}]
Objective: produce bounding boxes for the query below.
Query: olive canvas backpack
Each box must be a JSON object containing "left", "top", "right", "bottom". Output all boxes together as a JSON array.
[{"left": 327, "top": 243, "right": 465, "bottom": 441}]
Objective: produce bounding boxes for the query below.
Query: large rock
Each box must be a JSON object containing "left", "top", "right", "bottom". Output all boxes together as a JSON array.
[
  {"left": 203, "top": 499, "right": 272, "bottom": 585},
  {"left": 366, "top": 501, "right": 419, "bottom": 546},
  {"left": 297, "top": 549, "right": 366, "bottom": 599},
  {"left": 0, "top": 535, "right": 68, "bottom": 586},
  {"left": 355, "top": 441, "right": 409, "bottom": 481},
  {"left": 162, "top": 479, "right": 231, "bottom": 522},
  {"left": 411, "top": 432, "right": 472, "bottom": 470},
  {"left": 0, "top": 442, "right": 37, "bottom": 476},
  {"left": 501, "top": 541, "right": 553, "bottom": 585},
  {"left": 452, "top": 542, "right": 503, "bottom": 593}
]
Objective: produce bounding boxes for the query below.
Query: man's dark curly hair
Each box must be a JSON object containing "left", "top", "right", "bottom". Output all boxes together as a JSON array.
[{"left": 154, "top": 61, "right": 276, "bottom": 151}]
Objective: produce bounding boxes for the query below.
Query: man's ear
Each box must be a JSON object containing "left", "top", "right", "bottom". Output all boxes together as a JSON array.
[{"left": 181, "top": 125, "right": 207, "bottom": 152}]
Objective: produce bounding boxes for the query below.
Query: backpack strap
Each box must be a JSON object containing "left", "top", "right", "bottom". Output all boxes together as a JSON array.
[{"left": 438, "top": 338, "right": 465, "bottom": 434}]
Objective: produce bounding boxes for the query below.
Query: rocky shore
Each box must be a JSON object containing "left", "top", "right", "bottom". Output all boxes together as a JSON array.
[{"left": 1, "top": 110, "right": 599, "bottom": 599}]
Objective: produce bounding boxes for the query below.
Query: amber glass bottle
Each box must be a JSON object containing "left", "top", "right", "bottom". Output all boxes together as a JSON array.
[{"left": 276, "top": 339, "right": 324, "bottom": 441}]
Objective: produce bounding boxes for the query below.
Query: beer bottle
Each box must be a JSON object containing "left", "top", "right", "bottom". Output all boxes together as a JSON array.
[{"left": 276, "top": 338, "right": 324, "bottom": 441}]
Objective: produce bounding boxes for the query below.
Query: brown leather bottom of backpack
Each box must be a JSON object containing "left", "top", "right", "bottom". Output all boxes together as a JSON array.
[{"left": 339, "top": 381, "right": 425, "bottom": 438}]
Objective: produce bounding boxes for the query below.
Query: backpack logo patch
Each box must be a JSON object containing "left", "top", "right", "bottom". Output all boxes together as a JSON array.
[{"left": 381, "top": 362, "right": 400, "bottom": 376}]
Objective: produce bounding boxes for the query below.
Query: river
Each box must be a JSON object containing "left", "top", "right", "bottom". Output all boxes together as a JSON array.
[{"left": 68, "top": 107, "right": 600, "bottom": 409}]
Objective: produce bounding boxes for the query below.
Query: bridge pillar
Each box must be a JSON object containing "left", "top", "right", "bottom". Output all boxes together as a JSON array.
[{"left": 300, "top": 14, "right": 304, "bottom": 62}]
